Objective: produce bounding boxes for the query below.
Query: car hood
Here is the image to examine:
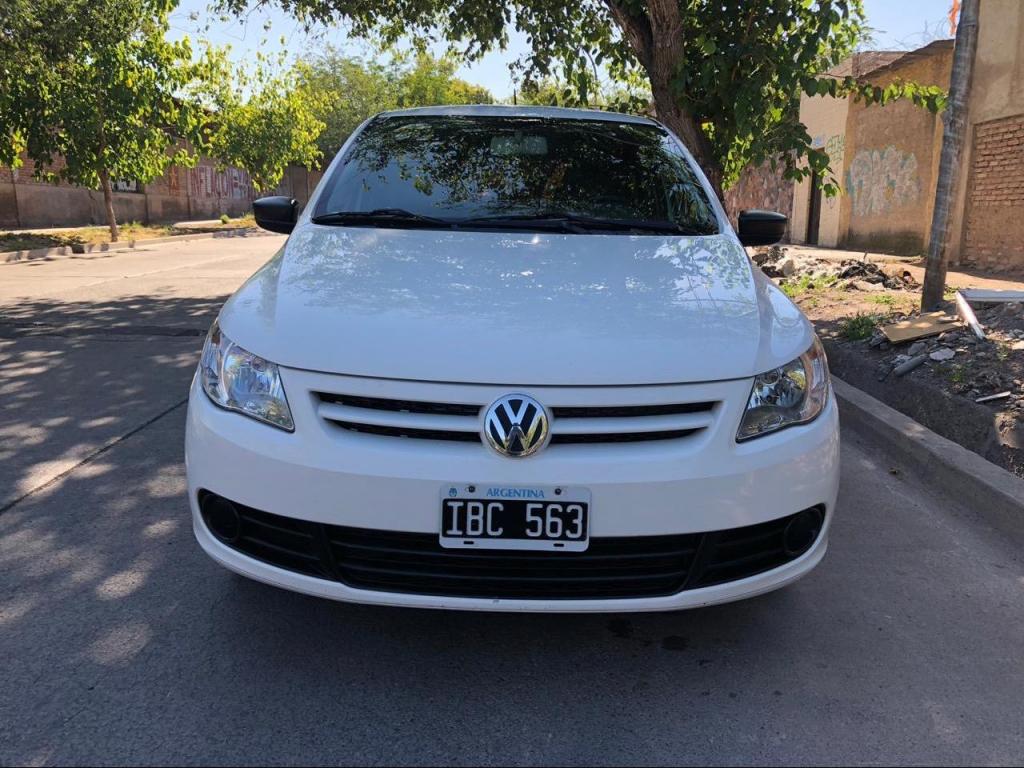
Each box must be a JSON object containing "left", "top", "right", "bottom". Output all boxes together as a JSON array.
[{"left": 219, "top": 225, "right": 813, "bottom": 386}]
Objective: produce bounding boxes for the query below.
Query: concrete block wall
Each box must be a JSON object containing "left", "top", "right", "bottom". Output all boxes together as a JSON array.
[{"left": 0, "top": 153, "right": 321, "bottom": 230}]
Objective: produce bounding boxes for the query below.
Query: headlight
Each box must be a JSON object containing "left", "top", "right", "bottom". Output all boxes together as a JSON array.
[
  {"left": 736, "top": 336, "right": 829, "bottom": 441},
  {"left": 199, "top": 321, "right": 294, "bottom": 431}
]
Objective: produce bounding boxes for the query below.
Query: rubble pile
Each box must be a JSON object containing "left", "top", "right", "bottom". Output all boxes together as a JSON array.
[
  {"left": 752, "top": 246, "right": 918, "bottom": 290},
  {"left": 867, "top": 300, "right": 1024, "bottom": 410}
]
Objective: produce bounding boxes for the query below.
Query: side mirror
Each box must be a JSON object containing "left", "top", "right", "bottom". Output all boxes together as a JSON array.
[
  {"left": 253, "top": 196, "right": 298, "bottom": 234},
  {"left": 737, "top": 209, "right": 787, "bottom": 247}
]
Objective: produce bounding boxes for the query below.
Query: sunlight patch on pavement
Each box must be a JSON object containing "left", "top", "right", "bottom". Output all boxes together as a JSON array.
[
  {"left": 143, "top": 518, "right": 180, "bottom": 538},
  {"left": 96, "top": 557, "right": 156, "bottom": 600},
  {"left": 88, "top": 621, "right": 153, "bottom": 665},
  {"left": 0, "top": 595, "right": 37, "bottom": 626}
]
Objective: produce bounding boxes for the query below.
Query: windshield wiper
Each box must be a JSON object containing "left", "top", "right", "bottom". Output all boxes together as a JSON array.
[
  {"left": 312, "top": 208, "right": 715, "bottom": 235},
  {"left": 457, "top": 211, "right": 712, "bottom": 235},
  {"left": 311, "top": 208, "right": 453, "bottom": 228}
]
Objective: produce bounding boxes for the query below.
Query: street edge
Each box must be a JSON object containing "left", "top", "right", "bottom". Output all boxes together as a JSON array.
[
  {"left": 1, "top": 228, "right": 274, "bottom": 265},
  {"left": 832, "top": 375, "right": 1024, "bottom": 543}
]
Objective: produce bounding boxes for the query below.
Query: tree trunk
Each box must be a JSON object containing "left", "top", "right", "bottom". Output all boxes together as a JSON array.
[
  {"left": 920, "top": 0, "right": 979, "bottom": 310},
  {"left": 648, "top": 80, "right": 723, "bottom": 200},
  {"left": 604, "top": 0, "right": 724, "bottom": 200},
  {"left": 99, "top": 168, "right": 119, "bottom": 243}
]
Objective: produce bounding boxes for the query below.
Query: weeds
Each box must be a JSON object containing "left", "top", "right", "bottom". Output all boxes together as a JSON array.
[
  {"left": 946, "top": 363, "right": 969, "bottom": 386},
  {"left": 867, "top": 293, "right": 898, "bottom": 307},
  {"left": 781, "top": 273, "right": 838, "bottom": 299},
  {"left": 839, "top": 313, "right": 882, "bottom": 341}
]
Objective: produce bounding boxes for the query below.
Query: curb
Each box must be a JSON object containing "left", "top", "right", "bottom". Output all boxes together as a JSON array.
[
  {"left": 832, "top": 375, "right": 1024, "bottom": 543},
  {"left": 1, "top": 228, "right": 275, "bottom": 265}
]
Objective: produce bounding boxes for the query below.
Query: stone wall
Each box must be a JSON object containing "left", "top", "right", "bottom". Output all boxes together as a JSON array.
[{"left": 723, "top": 160, "right": 794, "bottom": 238}]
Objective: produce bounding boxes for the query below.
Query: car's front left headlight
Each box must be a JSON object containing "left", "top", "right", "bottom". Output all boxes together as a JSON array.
[
  {"left": 737, "top": 336, "right": 829, "bottom": 442},
  {"left": 199, "top": 321, "right": 294, "bottom": 431}
]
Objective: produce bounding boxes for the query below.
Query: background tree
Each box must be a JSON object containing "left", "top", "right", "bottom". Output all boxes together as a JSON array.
[
  {"left": 0, "top": 0, "right": 214, "bottom": 241},
  {"left": 295, "top": 52, "right": 400, "bottom": 158},
  {"left": 219, "top": 0, "right": 944, "bottom": 197},
  {"left": 396, "top": 52, "right": 495, "bottom": 109},
  {"left": 295, "top": 49, "right": 494, "bottom": 157},
  {"left": 515, "top": 72, "right": 650, "bottom": 111},
  {"left": 206, "top": 52, "right": 326, "bottom": 191}
]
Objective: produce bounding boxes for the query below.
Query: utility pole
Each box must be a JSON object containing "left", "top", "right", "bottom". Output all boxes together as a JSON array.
[{"left": 920, "top": 0, "right": 979, "bottom": 310}]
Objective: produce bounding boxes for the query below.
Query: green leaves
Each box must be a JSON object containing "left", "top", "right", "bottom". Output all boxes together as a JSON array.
[
  {"left": 1, "top": 0, "right": 209, "bottom": 189},
  {"left": 294, "top": 49, "right": 496, "bottom": 158},
  {"left": 203, "top": 54, "right": 326, "bottom": 192},
  {"left": 210, "top": 0, "right": 898, "bottom": 194}
]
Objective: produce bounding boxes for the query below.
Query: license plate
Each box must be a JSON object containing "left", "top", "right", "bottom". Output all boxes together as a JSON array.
[{"left": 440, "top": 484, "right": 590, "bottom": 552}]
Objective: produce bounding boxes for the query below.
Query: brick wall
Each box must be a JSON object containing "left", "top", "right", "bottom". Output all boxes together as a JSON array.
[{"left": 963, "top": 115, "right": 1024, "bottom": 270}]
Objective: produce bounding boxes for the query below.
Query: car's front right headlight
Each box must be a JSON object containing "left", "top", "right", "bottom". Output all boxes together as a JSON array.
[
  {"left": 736, "top": 336, "right": 829, "bottom": 442},
  {"left": 199, "top": 321, "right": 294, "bottom": 431}
]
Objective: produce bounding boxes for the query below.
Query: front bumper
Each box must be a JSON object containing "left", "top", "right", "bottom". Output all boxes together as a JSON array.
[{"left": 186, "top": 369, "right": 840, "bottom": 612}]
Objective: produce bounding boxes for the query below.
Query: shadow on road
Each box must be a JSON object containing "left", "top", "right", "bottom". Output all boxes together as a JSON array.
[
  {"left": 0, "top": 293, "right": 226, "bottom": 337},
  {"left": 0, "top": 295, "right": 226, "bottom": 510}
]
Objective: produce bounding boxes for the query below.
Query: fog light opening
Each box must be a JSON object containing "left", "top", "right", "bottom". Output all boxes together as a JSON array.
[
  {"left": 202, "top": 494, "right": 242, "bottom": 544},
  {"left": 782, "top": 507, "right": 823, "bottom": 557}
]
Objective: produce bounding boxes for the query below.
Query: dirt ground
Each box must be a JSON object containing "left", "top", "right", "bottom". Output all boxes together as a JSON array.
[{"left": 756, "top": 244, "right": 1024, "bottom": 476}]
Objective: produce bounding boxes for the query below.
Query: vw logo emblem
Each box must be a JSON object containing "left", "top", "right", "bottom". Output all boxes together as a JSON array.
[{"left": 484, "top": 394, "right": 549, "bottom": 458}]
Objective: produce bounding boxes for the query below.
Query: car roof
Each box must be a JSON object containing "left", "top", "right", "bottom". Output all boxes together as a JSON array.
[{"left": 375, "top": 104, "right": 659, "bottom": 126}]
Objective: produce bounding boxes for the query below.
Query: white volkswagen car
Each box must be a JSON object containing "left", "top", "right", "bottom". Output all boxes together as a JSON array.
[{"left": 186, "top": 105, "right": 839, "bottom": 612}]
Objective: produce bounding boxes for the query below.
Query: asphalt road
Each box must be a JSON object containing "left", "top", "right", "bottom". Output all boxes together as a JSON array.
[{"left": 2, "top": 237, "right": 1023, "bottom": 766}]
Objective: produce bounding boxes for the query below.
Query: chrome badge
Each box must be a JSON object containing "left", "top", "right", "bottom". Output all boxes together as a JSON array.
[{"left": 484, "top": 394, "right": 550, "bottom": 458}]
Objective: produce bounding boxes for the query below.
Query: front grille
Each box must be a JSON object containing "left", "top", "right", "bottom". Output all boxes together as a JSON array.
[
  {"left": 317, "top": 393, "right": 480, "bottom": 417},
  {"left": 200, "top": 492, "right": 824, "bottom": 600},
  {"left": 327, "top": 420, "right": 481, "bottom": 442},
  {"left": 313, "top": 391, "right": 718, "bottom": 446}
]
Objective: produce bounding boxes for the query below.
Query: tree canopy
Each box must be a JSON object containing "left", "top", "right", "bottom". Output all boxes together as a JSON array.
[
  {"left": 1, "top": 0, "right": 213, "bottom": 239},
  {"left": 205, "top": 52, "right": 327, "bottom": 191},
  {"left": 0, "top": 0, "right": 328, "bottom": 237},
  {"left": 295, "top": 50, "right": 494, "bottom": 157},
  {"left": 219, "top": 0, "right": 946, "bottom": 195}
]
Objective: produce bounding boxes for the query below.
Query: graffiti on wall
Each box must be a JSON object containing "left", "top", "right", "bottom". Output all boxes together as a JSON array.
[
  {"left": 824, "top": 134, "right": 846, "bottom": 163},
  {"left": 810, "top": 134, "right": 847, "bottom": 210},
  {"left": 845, "top": 146, "right": 920, "bottom": 217},
  {"left": 188, "top": 165, "right": 253, "bottom": 200},
  {"left": 812, "top": 133, "right": 846, "bottom": 163}
]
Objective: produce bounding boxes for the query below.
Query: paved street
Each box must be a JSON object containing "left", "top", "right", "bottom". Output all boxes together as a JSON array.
[{"left": 1, "top": 237, "right": 1023, "bottom": 766}]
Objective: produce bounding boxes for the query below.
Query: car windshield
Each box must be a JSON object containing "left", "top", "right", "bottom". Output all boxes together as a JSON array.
[{"left": 313, "top": 114, "right": 719, "bottom": 235}]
